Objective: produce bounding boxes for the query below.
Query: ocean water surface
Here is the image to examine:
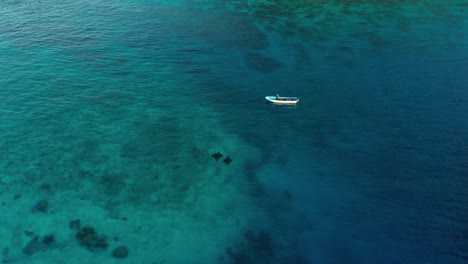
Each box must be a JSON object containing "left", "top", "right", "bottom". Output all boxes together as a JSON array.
[{"left": 0, "top": 0, "right": 467, "bottom": 263}]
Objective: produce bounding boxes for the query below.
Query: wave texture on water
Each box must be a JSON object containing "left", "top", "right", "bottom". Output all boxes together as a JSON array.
[{"left": 0, "top": 0, "right": 467, "bottom": 263}]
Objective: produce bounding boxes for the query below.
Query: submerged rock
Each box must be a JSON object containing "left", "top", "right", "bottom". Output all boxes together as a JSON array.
[
  {"left": 22, "top": 233, "right": 56, "bottom": 256},
  {"left": 22, "top": 235, "right": 41, "bottom": 256},
  {"left": 111, "top": 245, "right": 129, "bottom": 259},
  {"left": 42, "top": 235, "right": 55, "bottom": 245},
  {"left": 23, "top": 231, "right": 34, "bottom": 237},
  {"left": 76, "top": 226, "right": 108, "bottom": 251}
]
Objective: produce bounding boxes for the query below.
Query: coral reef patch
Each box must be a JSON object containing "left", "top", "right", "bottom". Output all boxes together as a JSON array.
[
  {"left": 22, "top": 233, "right": 56, "bottom": 256},
  {"left": 75, "top": 226, "right": 109, "bottom": 252},
  {"left": 111, "top": 245, "right": 129, "bottom": 259}
]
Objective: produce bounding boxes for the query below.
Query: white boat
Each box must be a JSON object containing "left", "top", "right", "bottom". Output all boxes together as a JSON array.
[{"left": 265, "top": 94, "right": 299, "bottom": 105}]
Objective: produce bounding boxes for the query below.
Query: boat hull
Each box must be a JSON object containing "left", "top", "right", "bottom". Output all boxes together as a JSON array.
[{"left": 265, "top": 96, "right": 299, "bottom": 105}]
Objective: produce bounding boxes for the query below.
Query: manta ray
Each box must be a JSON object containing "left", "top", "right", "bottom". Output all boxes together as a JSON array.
[
  {"left": 211, "top": 152, "right": 223, "bottom": 161},
  {"left": 223, "top": 156, "right": 232, "bottom": 165}
]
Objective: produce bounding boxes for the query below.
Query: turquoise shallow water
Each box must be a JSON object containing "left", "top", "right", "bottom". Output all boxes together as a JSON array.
[{"left": 1, "top": 0, "right": 467, "bottom": 263}]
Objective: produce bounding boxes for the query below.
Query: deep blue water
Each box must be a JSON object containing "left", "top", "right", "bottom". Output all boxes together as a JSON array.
[{"left": 0, "top": 0, "right": 467, "bottom": 263}]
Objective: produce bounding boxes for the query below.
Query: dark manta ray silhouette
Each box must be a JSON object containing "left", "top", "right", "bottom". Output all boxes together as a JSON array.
[
  {"left": 212, "top": 152, "right": 223, "bottom": 161},
  {"left": 223, "top": 156, "right": 232, "bottom": 165}
]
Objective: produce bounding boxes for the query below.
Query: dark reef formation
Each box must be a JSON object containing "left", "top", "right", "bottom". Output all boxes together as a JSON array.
[
  {"left": 22, "top": 233, "right": 56, "bottom": 256},
  {"left": 68, "top": 219, "right": 81, "bottom": 230},
  {"left": 42, "top": 235, "right": 55, "bottom": 245},
  {"left": 226, "top": 230, "right": 275, "bottom": 264},
  {"left": 34, "top": 200, "right": 48, "bottom": 213},
  {"left": 75, "top": 226, "right": 109, "bottom": 251},
  {"left": 68, "top": 219, "right": 129, "bottom": 258},
  {"left": 111, "top": 245, "right": 129, "bottom": 259}
]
